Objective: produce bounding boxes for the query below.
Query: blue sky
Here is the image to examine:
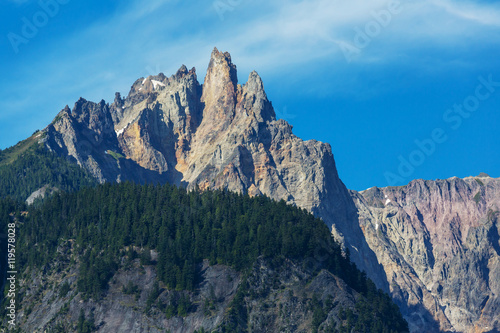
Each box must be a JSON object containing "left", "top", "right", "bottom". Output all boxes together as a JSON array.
[{"left": 1, "top": 0, "right": 499, "bottom": 190}]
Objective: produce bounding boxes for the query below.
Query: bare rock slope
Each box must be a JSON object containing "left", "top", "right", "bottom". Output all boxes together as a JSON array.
[
  {"left": 18, "top": 253, "right": 367, "bottom": 333},
  {"left": 42, "top": 48, "right": 383, "bottom": 290},
  {"left": 38, "top": 48, "right": 499, "bottom": 332},
  {"left": 353, "top": 176, "right": 500, "bottom": 332}
]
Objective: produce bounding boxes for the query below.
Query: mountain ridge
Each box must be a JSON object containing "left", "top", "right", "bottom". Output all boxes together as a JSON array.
[
  {"left": 1, "top": 182, "right": 408, "bottom": 332},
  {"left": 3, "top": 47, "right": 499, "bottom": 332},
  {"left": 352, "top": 176, "right": 500, "bottom": 332}
]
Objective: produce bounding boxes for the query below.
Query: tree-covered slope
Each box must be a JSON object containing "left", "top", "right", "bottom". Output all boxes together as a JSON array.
[
  {"left": 0, "top": 183, "right": 408, "bottom": 332},
  {"left": 0, "top": 133, "right": 97, "bottom": 202}
]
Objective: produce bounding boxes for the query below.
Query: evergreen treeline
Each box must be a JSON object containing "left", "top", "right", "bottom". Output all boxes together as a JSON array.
[
  {"left": 0, "top": 141, "right": 97, "bottom": 202},
  {"left": 2, "top": 182, "right": 408, "bottom": 332}
]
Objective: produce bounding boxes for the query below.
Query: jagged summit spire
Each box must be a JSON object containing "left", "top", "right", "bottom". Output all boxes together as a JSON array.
[
  {"left": 236, "top": 70, "right": 276, "bottom": 123},
  {"left": 175, "top": 64, "right": 196, "bottom": 78},
  {"left": 177, "top": 64, "right": 188, "bottom": 76},
  {"left": 246, "top": 71, "right": 264, "bottom": 94},
  {"left": 205, "top": 47, "right": 238, "bottom": 87},
  {"left": 200, "top": 48, "right": 239, "bottom": 125}
]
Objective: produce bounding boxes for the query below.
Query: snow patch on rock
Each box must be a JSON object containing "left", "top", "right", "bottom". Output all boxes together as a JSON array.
[{"left": 152, "top": 80, "right": 166, "bottom": 90}]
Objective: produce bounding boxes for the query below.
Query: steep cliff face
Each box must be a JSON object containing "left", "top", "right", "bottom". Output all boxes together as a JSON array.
[
  {"left": 353, "top": 176, "right": 500, "bottom": 332},
  {"left": 35, "top": 48, "right": 499, "bottom": 332},
  {"left": 42, "top": 49, "right": 336, "bottom": 199},
  {"left": 40, "top": 48, "right": 382, "bottom": 286}
]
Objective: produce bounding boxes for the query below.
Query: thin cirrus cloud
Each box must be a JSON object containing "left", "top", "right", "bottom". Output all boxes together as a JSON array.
[
  {"left": 197, "top": 0, "right": 500, "bottom": 70},
  {"left": 38, "top": 0, "right": 500, "bottom": 68},
  {"left": 0, "top": 0, "right": 499, "bottom": 150},
  {"left": 429, "top": 0, "right": 500, "bottom": 26},
  {"left": 10, "top": 0, "right": 500, "bottom": 79}
]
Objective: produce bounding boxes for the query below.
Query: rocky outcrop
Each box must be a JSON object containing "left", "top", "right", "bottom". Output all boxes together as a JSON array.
[
  {"left": 36, "top": 48, "right": 499, "bottom": 332},
  {"left": 26, "top": 185, "right": 59, "bottom": 205},
  {"left": 352, "top": 176, "right": 500, "bottom": 332},
  {"left": 41, "top": 49, "right": 381, "bottom": 285},
  {"left": 16, "top": 247, "right": 370, "bottom": 333},
  {"left": 19, "top": 256, "right": 240, "bottom": 333},
  {"left": 43, "top": 100, "right": 123, "bottom": 183},
  {"left": 241, "top": 257, "right": 361, "bottom": 332},
  {"left": 40, "top": 48, "right": 381, "bottom": 283}
]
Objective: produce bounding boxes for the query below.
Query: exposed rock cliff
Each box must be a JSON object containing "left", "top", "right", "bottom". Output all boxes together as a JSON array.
[
  {"left": 16, "top": 253, "right": 366, "bottom": 333},
  {"left": 34, "top": 48, "right": 499, "bottom": 332},
  {"left": 40, "top": 48, "right": 384, "bottom": 293},
  {"left": 352, "top": 176, "right": 500, "bottom": 332}
]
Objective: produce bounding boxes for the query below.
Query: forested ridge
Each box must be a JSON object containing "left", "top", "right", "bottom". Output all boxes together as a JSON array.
[
  {"left": 0, "top": 137, "right": 97, "bottom": 202},
  {"left": 1, "top": 182, "right": 408, "bottom": 332}
]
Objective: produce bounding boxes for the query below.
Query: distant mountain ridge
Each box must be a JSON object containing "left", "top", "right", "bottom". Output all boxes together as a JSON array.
[
  {"left": 4, "top": 48, "right": 499, "bottom": 332},
  {"left": 352, "top": 176, "right": 500, "bottom": 332}
]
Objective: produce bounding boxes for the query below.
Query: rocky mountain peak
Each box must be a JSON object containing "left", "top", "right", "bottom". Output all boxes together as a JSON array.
[
  {"left": 237, "top": 70, "right": 276, "bottom": 123},
  {"left": 62, "top": 105, "right": 71, "bottom": 114},
  {"left": 176, "top": 64, "right": 189, "bottom": 76},
  {"left": 41, "top": 47, "right": 350, "bottom": 213},
  {"left": 207, "top": 47, "right": 237, "bottom": 80},
  {"left": 246, "top": 70, "right": 264, "bottom": 93},
  {"left": 200, "top": 48, "right": 238, "bottom": 125},
  {"left": 69, "top": 97, "right": 113, "bottom": 134},
  {"left": 114, "top": 92, "right": 123, "bottom": 106},
  {"left": 175, "top": 64, "right": 197, "bottom": 79},
  {"left": 204, "top": 47, "right": 238, "bottom": 88},
  {"left": 30, "top": 47, "right": 500, "bottom": 333},
  {"left": 71, "top": 97, "right": 87, "bottom": 117},
  {"left": 175, "top": 65, "right": 197, "bottom": 83}
]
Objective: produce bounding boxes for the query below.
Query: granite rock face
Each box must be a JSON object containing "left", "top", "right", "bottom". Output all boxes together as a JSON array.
[
  {"left": 38, "top": 48, "right": 499, "bottom": 332},
  {"left": 352, "top": 176, "right": 500, "bottom": 332}
]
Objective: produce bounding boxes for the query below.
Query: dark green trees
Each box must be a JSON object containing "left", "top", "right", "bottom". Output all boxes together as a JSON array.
[
  {"left": 0, "top": 143, "right": 97, "bottom": 202},
  {"left": 1, "top": 182, "right": 408, "bottom": 332}
]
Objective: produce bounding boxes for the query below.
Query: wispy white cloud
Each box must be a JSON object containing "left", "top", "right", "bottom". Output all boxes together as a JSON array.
[
  {"left": 1, "top": 0, "right": 499, "bottom": 148},
  {"left": 5, "top": 0, "right": 500, "bottom": 94},
  {"left": 14, "top": 0, "right": 500, "bottom": 85},
  {"left": 429, "top": 0, "right": 500, "bottom": 26}
]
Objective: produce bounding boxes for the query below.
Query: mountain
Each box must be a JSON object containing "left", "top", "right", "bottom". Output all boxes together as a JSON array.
[
  {"left": 0, "top": 134, "right": 97, "bottom": 202},
  {"left": 40, "top": 46, "right": 386, "bottom": 299},
  {"left": 1, "top": 47, "right": 499, "bottom": 332},
  {"left": 0, "top": 182, "right": 407, "bottom": 332},
  {"left": 352, "top": 176, "right": 500, "bottom": 332}
]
